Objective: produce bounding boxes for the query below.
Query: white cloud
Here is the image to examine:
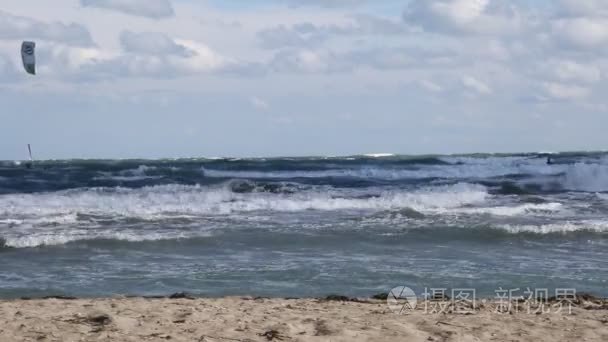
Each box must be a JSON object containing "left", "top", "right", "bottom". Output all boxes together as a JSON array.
[
  {"left": 558, "top": 0, "right": 608, "bottom": 17},
  {"left": 80, "top": 0, "right": 175, "bottom": 19},
  {"left": 0, "top": 53, "right": 21, "bottom": 82},
  {"left": 270, "top": 48, "right": 346, "bottom": 73},
  {"left": 32, "top": 34, "right": 228, "bottom": 81},
  {"left": 171, "top": 39, "right": 228, "bottom": 73},
  {"left": 347, "top": 47, "right": 413, "bottom": 70},
  {"left": 552, "top": 60, "right": 601, "bottom": 83},
  {"left": 250, "top": 96, "right": 269, "bottom": 110},
  {"left": 480, "top": 39, "right": 511, "bottom": 61},
  {"left": 419, "top": 79, "right": 443, "bottom": 92},
  {"left": 258, "top": 24, "right": 328, "bottom": 49},
  {"left": 0, "top": 10, "right": 93, "bottom": 46},
  {"left": 286, "top": 0, "right": 369, "bottom": 8},
  {"left": 461, "top": 75, "right": 492, "bottom": 94},
  {"left": 88, "top": 48, "right": 225, "bottom": 79},
  {"left": 120, "top": 31, "right": 193, "bottom": 57},
  {"left": 551, "top": 17, "right": 608, "bottom": 48},
  {"left": 543, "top": 82, "right": 590, "bottom": 101},
  {"left": 41, "top": 45, "right": 114, "bottom": 75},
  {"left": 257, "top": 15, "right": 408, "bottom": 49},
  {"left": 403, "top": 0, "right": 525, "bottom": 35},
  {"left": 267, "top": 46, "right": 419, "bottom": 74},
  {"left": 430, "top": 0, "right": 489, "bottom": 23}
]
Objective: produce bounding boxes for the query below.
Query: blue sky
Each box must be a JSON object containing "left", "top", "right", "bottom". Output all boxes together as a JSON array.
[{"left": 1, "top": 0, "right": 608, "bottom": 159}]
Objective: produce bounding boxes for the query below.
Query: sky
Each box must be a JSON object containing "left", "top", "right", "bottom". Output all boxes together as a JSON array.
[{"left": 1, "top": 0, "right": 608, "bottom": 159}]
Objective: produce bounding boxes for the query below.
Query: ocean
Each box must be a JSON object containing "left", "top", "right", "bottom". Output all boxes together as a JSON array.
[{"left": 0, "top": 153, "right": 607, "bottom": 299}]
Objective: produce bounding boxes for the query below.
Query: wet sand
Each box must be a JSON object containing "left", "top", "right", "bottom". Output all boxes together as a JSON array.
[{"left": 0, "top": 296, "right": 607, "bottom": 342}]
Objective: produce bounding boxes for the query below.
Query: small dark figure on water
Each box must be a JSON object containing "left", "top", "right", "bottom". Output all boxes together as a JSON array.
[{"left": 546, "top": 156, "right": 553, "bottom": 165}]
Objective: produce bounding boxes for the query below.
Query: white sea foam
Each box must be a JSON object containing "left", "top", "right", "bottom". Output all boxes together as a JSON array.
[
  {"left": 498, "top": 221, "right": 608, "bottom": 234},
  {"left": 451, "top": 202, "right": 563, "bottom": 217},
  {"left": 0, "top": 179, "right": 597, "bottom": 249},
  {"left": 0, "top": 183, "right": 488, "bottom": 222},
  {"left": 94, "top": 175, "right": 161, "bottom": 182},
  {"left": 597, "top": 193, "right": 608, "bottom": 201},
  {"left": 5, "top": 233, "right": 89, "bottom": 248},
  {"left": 2, "top": 230, "right": 204, "bottom": 248},
  {"left": 201, "top": 156, "right": 608, "bottom": 194},
  {"left": 561, "top": 163, "right": 608, "bottom": 192},
  {"left": 117, "top": 165, "right": 158, "bottom": 178},
  {"left": 363, "top": 153, "right": 395, "bottom": 158},
  {"left": 94, "top": 165, "right": 161, "bottom": 182}
]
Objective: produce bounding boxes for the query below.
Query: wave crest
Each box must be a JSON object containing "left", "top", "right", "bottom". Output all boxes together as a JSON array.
[
  {"left": 561, "top": 163, "right": 608, "bottom": 192},
  {"left": 0, "top": 183, "right": 488, "bottom": 223},
  {"left": 498, "top": 221, "right": 608, "bottom": 234}
]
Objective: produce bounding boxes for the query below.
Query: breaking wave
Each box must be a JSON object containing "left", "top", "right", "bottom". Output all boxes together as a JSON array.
[
  {"left": 1, "top": 230, "right": 208, "bottom": 249},
  {"left": 0, "top": 183, "right": 489, "bottom": 221},
  {"left": 497, "top": 221, "right": 608, "bottom": 234},
  {"left": 450, "top": 202, "right": 563, "bottom": 217},
  {"left": 561, "top": 163, "right": 608, "bottom": 192},
  {"left": 94, "top": 165, "right": 162, "bottom": 182},
  {"left": 2, "top": 153, "right": 608, "bottom": 250}
]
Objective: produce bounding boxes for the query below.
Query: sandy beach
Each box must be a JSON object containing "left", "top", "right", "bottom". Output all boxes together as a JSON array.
[{"left": 1, "top": 296, "right": 606, "bottom": 342}]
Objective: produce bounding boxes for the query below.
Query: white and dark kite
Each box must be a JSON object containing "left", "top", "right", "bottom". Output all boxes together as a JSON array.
[{"left": 21, "top": 41, "right": 36, "bottom": 75}]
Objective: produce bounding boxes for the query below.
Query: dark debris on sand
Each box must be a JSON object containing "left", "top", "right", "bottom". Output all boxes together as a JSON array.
[
  {"left": 321, "top": 295, "right": 370, "bottom": 303},
  {"left": 313, "top": 319, "right": 333, "bottom": 336},
  {"left": 258, "top": 329, "right": 284, "bottom": 341},
  {"left": 372, "top": 293, "right": 389, "bottom": 300},
  {"left": 168, "top": 292, "right": 195, "bottom": 300},
  {"left": 64, "top": 311, "right": 112, "bottom": 333}
]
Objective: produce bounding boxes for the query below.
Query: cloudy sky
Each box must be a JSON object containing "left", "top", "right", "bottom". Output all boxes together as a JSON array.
[{"left": 1, "top": 0, "right": 607, "bottom": 159}]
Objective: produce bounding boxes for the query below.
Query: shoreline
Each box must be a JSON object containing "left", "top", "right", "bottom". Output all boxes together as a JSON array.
[
  {"left": 2, "top": 294, "right": 607, "bottom": 341},
  {"left": 9, "top": 291, "right": 608, "bottom": 300}
]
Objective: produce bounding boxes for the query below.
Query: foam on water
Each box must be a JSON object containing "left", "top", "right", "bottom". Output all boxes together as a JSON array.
[
  {"left": 93, "top": 175, "right": 162, "bottom": 182},
  {"left": 3, "top": 229, "right": 203, "bottom": 248},
  {"left": 0, "top": 214, "right": 79, "bottom": 226},
  {"left": 498, "top": 220, "right": 608, "bottom": 234},
  {"left": 561, "top": 163, "right": 608, "bottom": 192},
  {"left": 0, "top": 183, "right": 489, "bottom": 221},
  {"left": 0, "top": 155, "right": 607, "bottom": 246},
  {"left": 363, "top": 153, "right": 395, "bottom": 158},
  {"left": 449, "top": 202, "right": 563, "bottom": 217},
  {"left": 1, "top": 154, "right": 608, "bottom": 298},
  {"left": 94, "top": 165, "right": 162, "bottom": 182},
  {"left": 597, "top": 193, "right": 608, "bottom": 201}
]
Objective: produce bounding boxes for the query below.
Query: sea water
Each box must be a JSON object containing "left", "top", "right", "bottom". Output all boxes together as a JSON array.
[{"left": 0, "top": 153, "right": 606, "bottom": 298}]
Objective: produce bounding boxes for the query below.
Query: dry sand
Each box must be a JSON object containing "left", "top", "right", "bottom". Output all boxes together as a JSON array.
[{"left": 0, "top": 295, "right": 607, "bottom": 342}]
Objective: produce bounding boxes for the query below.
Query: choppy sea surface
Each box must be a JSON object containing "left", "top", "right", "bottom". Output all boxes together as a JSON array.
[{"left": 0, "top": 153, "right": 607, "bottom": 298}]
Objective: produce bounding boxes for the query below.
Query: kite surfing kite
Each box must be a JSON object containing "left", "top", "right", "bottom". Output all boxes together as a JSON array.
[{"left": 21, "top": 41, "right": 36, "bottom": 75}]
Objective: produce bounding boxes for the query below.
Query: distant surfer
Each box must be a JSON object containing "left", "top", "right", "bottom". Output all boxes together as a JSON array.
[{"left": 546, "top": 156, "right": 553, "bottom": 165}]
